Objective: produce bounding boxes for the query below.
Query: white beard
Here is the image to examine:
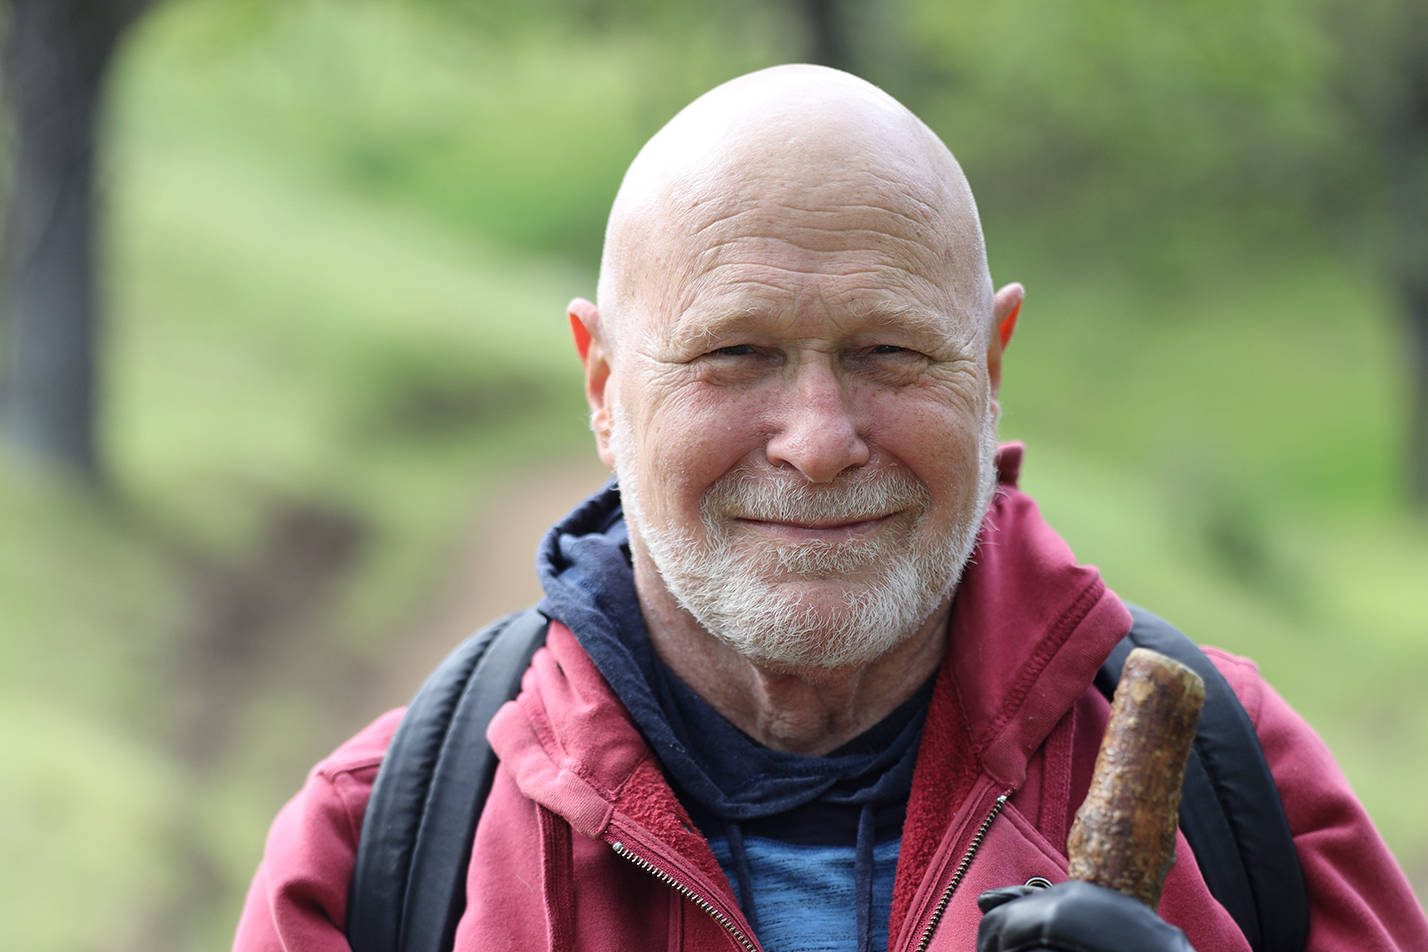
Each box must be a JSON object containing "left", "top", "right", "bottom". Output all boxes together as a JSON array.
[{"left": 611, "top": 408, "right": 1001, "bottom": 670}]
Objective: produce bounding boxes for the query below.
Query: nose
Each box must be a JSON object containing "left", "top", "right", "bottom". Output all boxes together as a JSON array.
[{"left": 764, "top": 361, "right": 870, "bottom": 483}]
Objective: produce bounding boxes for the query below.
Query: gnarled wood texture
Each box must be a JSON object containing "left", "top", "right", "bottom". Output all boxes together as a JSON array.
[{"left": 1067, "top": 647, "right": 1205, "bottom": 909}]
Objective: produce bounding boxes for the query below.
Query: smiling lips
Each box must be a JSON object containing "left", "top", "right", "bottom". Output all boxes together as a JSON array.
[
  {"left": 731, "top": 513, "right": 896, "bottom": 541},
  {"left": 702, "top": 463, "right": 930, "bottom": 545}
]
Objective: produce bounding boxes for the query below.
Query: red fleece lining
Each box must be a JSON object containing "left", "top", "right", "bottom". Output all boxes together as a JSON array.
[
  {"left": 1038, "top": 710, "right": 1075, "bottom": 850},
  {"left": 613, "top": 757, "right": 733, "bottom": 896},
  {"left": 888, "top": 654, "right": 977, "bottom": 944}
]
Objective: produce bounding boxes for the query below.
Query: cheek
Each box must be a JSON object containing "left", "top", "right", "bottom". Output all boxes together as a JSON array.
[
  {"left": 636, "top": 386, "right": 769, "bottom": 515},
  {"left": 867, "top": 393, "right": 987, "bottom": 499}
]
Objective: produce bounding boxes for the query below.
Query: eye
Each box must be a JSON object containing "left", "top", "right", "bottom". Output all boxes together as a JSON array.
[
  {"left": 863, "top": 344, "right": 928, "bottom": 360},
  {"left": 848, "top": 343, "right": 932, "bottom": 382},
  {"left": 694, "top": 343, "right": 778, "bottom": 382},
  {"left": 710, "top": 344, "right": 757, "bottom": 357}
]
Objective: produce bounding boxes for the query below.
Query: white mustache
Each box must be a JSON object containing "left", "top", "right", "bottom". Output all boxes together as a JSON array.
[{"left": 704, "top": 469, "right": 929, "bottom": 525}]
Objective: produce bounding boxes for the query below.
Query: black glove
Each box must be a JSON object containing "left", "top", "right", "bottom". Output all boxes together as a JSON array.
[{"left": 976, "top": 880, "right": 1196, "bottom": 952}]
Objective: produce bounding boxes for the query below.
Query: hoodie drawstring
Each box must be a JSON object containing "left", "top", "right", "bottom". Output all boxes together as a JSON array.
[
  {"left": 724, "top": 819, "right": 760, "bottom": 934},
  {"left": 854, "top": 803, "right": 876, "bottom": 952}
]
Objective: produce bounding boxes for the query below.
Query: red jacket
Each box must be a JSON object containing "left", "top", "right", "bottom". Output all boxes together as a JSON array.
[{"left": 235, "top": 449, "right": 1428, "bottom": 951}]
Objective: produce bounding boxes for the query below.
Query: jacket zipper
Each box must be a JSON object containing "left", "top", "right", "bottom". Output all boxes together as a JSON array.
[
  {"left": 911, "top": 792, "right": 1010, "bottom": 952},
  {"left": 610, "top": 840, "right": 760, "bottom": 952}
]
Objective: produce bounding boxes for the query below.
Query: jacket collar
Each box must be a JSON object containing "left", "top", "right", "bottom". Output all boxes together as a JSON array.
[{"left": 945, "top": 443, "right": 1131, "bottom": 787}]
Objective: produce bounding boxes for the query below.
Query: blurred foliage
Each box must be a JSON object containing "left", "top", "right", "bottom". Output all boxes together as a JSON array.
[
  {"left": 120, "top": 0, "right": 796, "bottom": 261},
  {"left": 894, "top": 0, "right": 1387, "bottom": 298},
  {"left": 1, "top": 0, "right": 1426, "bottom": 949}
]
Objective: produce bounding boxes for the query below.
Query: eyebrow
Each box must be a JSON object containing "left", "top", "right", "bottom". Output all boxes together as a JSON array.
[
  {"left": 664, "top": 301, "right": 971, "bottom": 357},
  {"left": 849, "top": 302, "right": 962, "bottom": 342},
  {"left": 666, "top": 307, "right": 768, "bottom": 350}
]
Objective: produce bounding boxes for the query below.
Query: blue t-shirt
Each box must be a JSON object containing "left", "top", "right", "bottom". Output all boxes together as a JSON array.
[{"left": 707, "top": 834, "right": 902, "bottom": 952}]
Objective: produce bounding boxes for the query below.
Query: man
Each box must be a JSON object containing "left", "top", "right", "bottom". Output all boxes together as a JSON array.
[{"left": 234, "top": 66, "right": 1428, "bottom": 951}]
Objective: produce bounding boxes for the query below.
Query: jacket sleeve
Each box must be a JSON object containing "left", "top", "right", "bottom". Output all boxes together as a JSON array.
[
  {"left": 1209, "top": 650, "right": 1428, "bottom": 951},
  {"left": 232, "top": 711, "right": 401, "bottom": 952}
]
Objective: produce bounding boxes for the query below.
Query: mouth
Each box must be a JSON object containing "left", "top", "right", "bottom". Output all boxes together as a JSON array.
[{"left": 731, "top": 513, "right": 895, "bottom": 541}]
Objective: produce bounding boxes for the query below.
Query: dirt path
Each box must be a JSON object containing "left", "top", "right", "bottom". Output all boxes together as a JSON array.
[{"left": 380, "top": 453, "right": 612, "bottom": 706}]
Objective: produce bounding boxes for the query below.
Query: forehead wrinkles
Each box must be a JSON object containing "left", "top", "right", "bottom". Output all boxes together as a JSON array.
[
  {"left": 652, "top": 183, "right": 969, "bottom": 336},
  {"left": 669, "top": 258, "right": 960, "bottom": 346},
  {"left": 689, "top": 152, "right": 950, "bottom": 243}
]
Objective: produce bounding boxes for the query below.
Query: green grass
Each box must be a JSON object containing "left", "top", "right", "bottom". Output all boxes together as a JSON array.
[
  {"left": 107, "top": 121, "right": 596, "bottom": 643},
  {"left": 0, "top": 696, "right": 188, "bottom": 951},
  {"left": 2, "top": 0, "right": 1425, "bottom": 948}
]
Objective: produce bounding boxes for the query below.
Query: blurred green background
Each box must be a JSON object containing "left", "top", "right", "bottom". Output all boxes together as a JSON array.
[{"left": 1, "top": 0, "right": 1425, "bottom": 948}]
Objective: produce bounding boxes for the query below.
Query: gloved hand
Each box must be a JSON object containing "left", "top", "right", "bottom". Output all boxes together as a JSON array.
[{"left": 976, "top": 880, "right": 1196, "bottom": 952}]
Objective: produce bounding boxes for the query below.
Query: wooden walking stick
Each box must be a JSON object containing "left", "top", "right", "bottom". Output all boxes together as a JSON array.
[{"left": 1066, "top": 647, "right": 1206, "bottom": 909}]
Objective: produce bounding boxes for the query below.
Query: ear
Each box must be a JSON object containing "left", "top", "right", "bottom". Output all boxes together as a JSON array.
[
  {"left": 568, "top": 298, "right": 615, "bottom": 468},
  {"left": 987, "top": 282, "right": 1024, "bottom": 398}
]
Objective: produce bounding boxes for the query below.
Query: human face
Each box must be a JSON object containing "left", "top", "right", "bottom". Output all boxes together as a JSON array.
[{"left": 602, "top": 176, "right": 999, "bottom": 669}]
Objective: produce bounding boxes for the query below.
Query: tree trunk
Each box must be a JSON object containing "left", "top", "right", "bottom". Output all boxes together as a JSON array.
[
  {"left": 0, "top": 0, "right": 150, "bottom": 479},
  {"left": 1406, "top": 280, "right": 1428, "bottom": 509},
  {"left": 798, "top": 0, "right": 849, "bottom": 71},
  {"left": 1386, "top": 11, "right": 1428, "bottom": 508}
]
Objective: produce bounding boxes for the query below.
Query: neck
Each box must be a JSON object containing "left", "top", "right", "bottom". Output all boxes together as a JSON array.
[{"left": 633, "top": 558, "right": 949, "bottom": 756}]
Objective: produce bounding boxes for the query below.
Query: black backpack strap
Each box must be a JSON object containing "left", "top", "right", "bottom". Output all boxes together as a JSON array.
[
  {"left": 1094, "top": 604, "right": 1309, "bottom": 952},
  {"left": 347, "top": 607, "right": 550, "bottom": 952}
]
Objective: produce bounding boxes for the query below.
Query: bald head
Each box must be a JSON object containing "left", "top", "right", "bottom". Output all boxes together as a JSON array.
[{"left": 595, "top": 65, "right": 992, "bottom": 356}]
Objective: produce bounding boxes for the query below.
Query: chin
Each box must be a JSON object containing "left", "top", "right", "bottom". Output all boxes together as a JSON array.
[{"left": 702, "top": 574, "right": 949, "bottom": 671}]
